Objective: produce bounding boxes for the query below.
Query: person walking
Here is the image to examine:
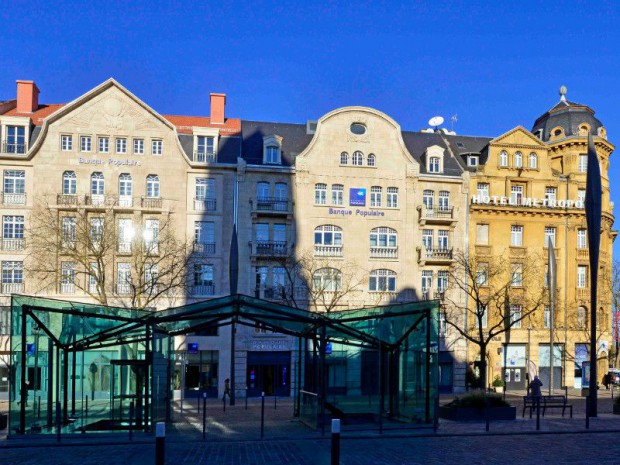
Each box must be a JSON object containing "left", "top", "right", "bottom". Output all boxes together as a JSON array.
[{"left": 223, "top": 378, "right": 231, "bottom": 404}]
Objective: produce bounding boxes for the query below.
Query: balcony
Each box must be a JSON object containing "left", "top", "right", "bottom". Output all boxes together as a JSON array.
[
  {"left": 193, "top": 242, "right": 216, "bottom": 255},
  {"left": 252, "top": 197, "right": 291, "bottom": 217},
  {"left": 118, "top": 242, "right": 132, "bottom": 254},
  {"left": 255, "top": 286, "right": 287, "bottom": 300},
  {"left": 417, "top": 247, "right": 453, "bottom": 265},
  {"left": 115, "top": 196, "right": 134, "bottom": 208},
  {"left": 433, "top": 290, "right": 446, "bottom": 301},
  {"left": 369, "top": 246, "right": 398, "bottom": 259},
  {"left": 1, "top": 192, "right": 26, "bottom": 206},
  {"left": 141, "top": 197, "right": 163, "bottom": 209},
  {"left": 193, "top": 151, "right": 216, "bottom": 164},
  {"left": 60, "top": 283, "right": 76, "bottom": 294},
  {"left": 1, "top": 237, "right": 25, "bottom": 251},
  {"left": 314, "top": 245, "right": 343, "bottom": 257},
  {"left": 1, "top": 142, "right": 26, "bottom": 154},
  {"left": 417, "top": 206, "right": 456, "bottom": 225},
  {"left": 192, "top": 284, "right": 215, "bottom": 296},
  {"left": 116, "top": 283, "right": 131, "bottom": 295},
  {"left": 84, "top": 194, "right": 108, "bottom": 207},
  {"left": 194, "top": 198, "right": 217, "bottom": 212},
  {"left": 577, "top": 288, "right": 590, "bottom": 300},
  {"left": 57, "top": 194, "right": 79, "bottom": 206},
  {"left": 2, "top": 282, "right": 24, "bottom": 294},
  {"left": 252, "top": 241, "right": 288, "bottom": 258}
]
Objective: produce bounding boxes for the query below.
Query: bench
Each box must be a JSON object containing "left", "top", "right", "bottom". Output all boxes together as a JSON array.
[{"left": 522, "top": 395, "right": 573, "bottom": 418}]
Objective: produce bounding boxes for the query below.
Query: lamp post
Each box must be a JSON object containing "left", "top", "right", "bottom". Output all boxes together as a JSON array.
[{"left": 559, "top": 174, "right": 569, "bottom": 390}]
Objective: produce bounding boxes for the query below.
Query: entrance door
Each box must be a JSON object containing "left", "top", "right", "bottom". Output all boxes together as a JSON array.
[
  {"left": 246, "top": 351, "right": 291, "bottom": 397},
  {"left": 502, "top": 367, "right": 526, "bottom": 390},
  {"left": 110, "top": 360, "right": 147, "bottom": 428}
]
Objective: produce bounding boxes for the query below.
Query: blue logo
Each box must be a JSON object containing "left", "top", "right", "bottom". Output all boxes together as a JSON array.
[{"left": 349, "top": 188, "right": 366, "bottom": 206}]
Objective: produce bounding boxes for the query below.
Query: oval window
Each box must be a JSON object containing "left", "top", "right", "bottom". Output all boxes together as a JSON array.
[{"left": 350, "top": 123, "right": 366, "bottom": 135}]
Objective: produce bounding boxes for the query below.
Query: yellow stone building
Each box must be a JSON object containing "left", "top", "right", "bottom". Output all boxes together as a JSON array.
[{"left": 469, "top": 90, "right": 615, "bottom": 390}]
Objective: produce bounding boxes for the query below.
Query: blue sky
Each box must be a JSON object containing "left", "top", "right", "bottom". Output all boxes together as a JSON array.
[{"left": 2, "top": 0, "right": 620, "bottom": 250}]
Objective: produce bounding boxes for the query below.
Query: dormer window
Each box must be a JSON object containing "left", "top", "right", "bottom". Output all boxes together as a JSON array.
[
  {"left": 263, "top": 135, "right": 282, "bottom": 165},
  {"left": 4, "top": 126, "right": 26, "bottom": 154},
  {"left": 467, "top": 155, "right": 478, "bottom": 167},
  {"left": 193, "top": 127, "right": 219, "bottom": 164},
  {"left": 425, "top": 145, "right": 445, "bottom": 174}
]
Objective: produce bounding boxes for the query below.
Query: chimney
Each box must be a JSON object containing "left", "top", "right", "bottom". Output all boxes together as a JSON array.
[
  {"left": 16, "top": 80, "right": 40, "bottom": 113},
  {"left": 210, "top": 93, "right": 226, "bottom": 125}
]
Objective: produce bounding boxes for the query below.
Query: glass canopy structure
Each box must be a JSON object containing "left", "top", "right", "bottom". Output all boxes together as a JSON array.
[{"left": 8, "top": 294, "right": 438, "bottom": 436}]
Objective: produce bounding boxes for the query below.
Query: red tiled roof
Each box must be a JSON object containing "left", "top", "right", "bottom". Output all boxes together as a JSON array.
[
  {"left": 163, "top": 115, "right": 242, "bottom": 136},
  {"left": 4, "top": 104, "right": 65, "bottom": 124},
  {"left": 2, "top": 103, "right": 241, "bottom": 136}
]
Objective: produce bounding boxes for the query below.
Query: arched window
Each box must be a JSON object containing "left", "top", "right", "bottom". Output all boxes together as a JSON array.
[
  {"left": 146, "top": 175, "right": 160, "bottom": 198},
  {"left": 529, "top": 152, "right": 538, "bottom": 169},
  {"left": 370, "top": 227, "right": 397, "bottom": 248},
  {"left": 91, "top": 172, "right": 104, "bottom": 195},
  {"left": 367, "top": 153, "right": 376, "bottom": 166},
  {"left": 313, "top": 267, "right": 342, "bottom": 291},
  {"left": 352, "top": 151, "right": 364, "bottom": 166},
  {"left": 340, "top": 152, "right": 349, "bottom": 165},
  {"left": 314, "top": 225, "right": 343, "bottom": 256},
  {"left": 499, "top": 150, "right": 508, "bottom": 167},
  {"left": 514, "top": 151, "right": 523, "bottom": 168},
  {"left": 314, "top": 183, "right": 327, "bottom": 205},
  {"left": 63, "top": 171, "right": 77, "bottom": 195},
  {"left": 119, "top": 174, "right": 133, "bottom": 197},
  {"left": 369, "top": 269, "right": 396, "bottom": 292}
]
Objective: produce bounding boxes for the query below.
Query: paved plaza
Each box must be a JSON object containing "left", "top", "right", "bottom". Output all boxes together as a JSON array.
[{"left": 2, "top": 390, "right": 620, "bottom": 464}]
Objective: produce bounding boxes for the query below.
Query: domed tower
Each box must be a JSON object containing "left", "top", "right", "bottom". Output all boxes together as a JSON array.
[{"left": 534, "top": 87, "right": 615, "bottom": 384}]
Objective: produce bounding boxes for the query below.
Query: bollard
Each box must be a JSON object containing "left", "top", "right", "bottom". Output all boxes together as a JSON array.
[
  {"left": 261, "top": 392, "right": 265, "bottom": 439},
  {"left": 129, "top": 401, "right": 134, "bottom": 441},
  {"left": 245, "top": 387, "right": 248, "bottom": 411},
  {"left": 331, "top": 419, "right": 341, "bottom": 465},
  {"left": 202, "top": 392, "right": 207, "bottom": 441},
  {"left": 274, "top": 395, "right": 277, "bottom": 410},
  {"left": 38, "top": 396, "right": 41, "bottom": 419},
  {"left": 56, "top": 401, "right": 62, "bottom": 442},
  {"left": 484, "top": 396, "right": 489, "bottom": 432},
  {"left": 155, "top": 422, "right": 165, "bottom": 465},
  {"left": 536, "top": 397, "right": 540, "bottom": 431},
  {"left": 198, "top": 393, "right": 201, "bottom": 414},
  {"left": 585, "top": 398, "right": 590, "bottom": 429}
]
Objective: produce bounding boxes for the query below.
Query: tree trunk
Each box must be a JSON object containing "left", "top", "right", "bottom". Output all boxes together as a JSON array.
[{"left": 479, "top": 344, "right": 488, "bottom": 389}]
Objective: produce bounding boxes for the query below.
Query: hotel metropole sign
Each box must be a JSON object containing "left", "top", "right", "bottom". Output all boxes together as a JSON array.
[{"left": 471, "top": 195, "right": 585, "bottom": 209}]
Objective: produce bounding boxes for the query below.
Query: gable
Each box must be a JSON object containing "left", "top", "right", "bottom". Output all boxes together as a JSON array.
[{"left": 490, "top": 126, "right": 546, "bottom": 148}]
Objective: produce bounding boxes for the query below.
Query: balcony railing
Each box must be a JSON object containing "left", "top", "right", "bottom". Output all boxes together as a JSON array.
[
  {"left": 193, "top": 242, "right": 216, "bottom": 255},
  {"left": 1, "top": 142, "right": 26, "bottom": 154},
  {"left": 255, "top": 197, "right": 289, "bottom": 213},
  {"left": 314, "top": 245, "right": 343, "bottom": 257},
  {"left": 116, "top": 283, "right": 131, "bottom": 295},
  {"left": 141, "top": 197, "right": 162, "bottom": 209},
  {"left": 420, "top": 206, "right": 454, "bottom": 221},
  {"left": 577, "top": 288, "right": 589, "bottom": 299},
  {"left": 255, "top": 286, "right": 287, "bottom": 300},
  {"left": 85, "top": 194, "right": 107, "bottom": 207},
  {"left": 2, "top": 282, "right": 24, "bottom": 294},
  {"left": 118, "top": 242, "right": 132, "bottom": 254},
  {"left": 116, "top": 196, "right": 133, "bottom": 208},
  {"left": 253, "top": 241, "right": 288, "bottom": 257},
  {"left": 1, "top": 238, "right": 25, "bottom": 251},
  {"left": 57, "top": 194, "right": 79, "bottom": 206},
  {"left": 418, "top": 247, "right": 453, "bottom": 264},
  {"left": 194, "top": 198, "right": 217, "bottom": 212},
  {"left": 193, "top": 151, "right": 216, "bottom": 164},
  {"left": 434, "top": 291, "right": 446, "bottom": 301},
  {"left": 1, "top": 192, "right": 26, "bottom": 205},
  {"left": 60, "top": 283, "right": 76, "bottom": 294},
  {"left": 192, "top": 284, "right": 215, "bottom": 296},
  {"left": 369, "top": 246, "right": 398, "bottom": 259}
]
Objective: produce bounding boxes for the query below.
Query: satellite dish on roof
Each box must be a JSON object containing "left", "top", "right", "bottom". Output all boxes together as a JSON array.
[{"left": 428, "top": 116, "right": 444, "bottom": 128}]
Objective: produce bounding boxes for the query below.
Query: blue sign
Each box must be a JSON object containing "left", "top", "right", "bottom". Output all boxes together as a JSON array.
[
  {"left": 325, "top": 342, "right": 333, "bottom": 355},
  {"left": 349, "top": 188, "right": 366, "bottom": 206},
  {"left": 26, "top": 343, "right": 35, "bottom": 356},
  {"left": 187, "top": 343, "right": 199, "bottom": 354}
]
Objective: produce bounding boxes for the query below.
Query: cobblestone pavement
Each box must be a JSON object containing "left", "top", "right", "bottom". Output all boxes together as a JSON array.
[{"left": 2, "top": 390, "right": 620, "bottom": 464}]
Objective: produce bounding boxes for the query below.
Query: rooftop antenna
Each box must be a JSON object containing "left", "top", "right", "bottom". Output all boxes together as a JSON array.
[
  {"left": 559, "top": 85, "right": 567, "bottom": 102},
  {"left": 428, "top": 116, "right": 444, "bottom": 132},
  {"left": 450, "top": 114, "right": 458, "bottom": 131}
]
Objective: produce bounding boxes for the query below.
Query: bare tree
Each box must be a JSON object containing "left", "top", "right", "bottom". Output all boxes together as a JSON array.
[
  {"left": 26, "top": 196, "right": 191, "bottom": 310},
  {"left": 443, "top": 249, "right": 547, "bottom": 388},
  {"left": 278, "top": 249, "right": 366, "bottom": 312}
]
